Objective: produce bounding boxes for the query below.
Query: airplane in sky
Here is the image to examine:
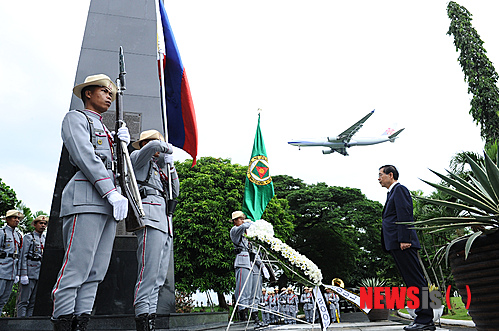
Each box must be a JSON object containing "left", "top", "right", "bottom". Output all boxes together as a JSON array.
[{"left": 288, "top": 110, "right": 405, "bottom": 156}]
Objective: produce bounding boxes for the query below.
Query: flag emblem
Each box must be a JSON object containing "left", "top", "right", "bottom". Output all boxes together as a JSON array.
[
  {"left": 247, "top": 156, "right": 271, "bottom": 185},
  {"left": 242, "top": 113, "right": 275, "bottom": 221}
]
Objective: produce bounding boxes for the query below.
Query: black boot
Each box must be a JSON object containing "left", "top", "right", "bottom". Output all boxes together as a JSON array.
[
  {"left": 148, "top": 313, "right": 156, "bottom": 331},
  {"left": 238, "top": 308, "right": 248, "bottom": 321},
  {"left": 73, "top": 313, "right": 90, "bottom": 331},
  {"left": 51, "top": 314, "right": 73, "bottom": 331},
  {"left": 135, "top": 313, "right": 149, "bottom": 331},
  {"left": 251, "top": 311, "right": 264, "bottom": 327}
]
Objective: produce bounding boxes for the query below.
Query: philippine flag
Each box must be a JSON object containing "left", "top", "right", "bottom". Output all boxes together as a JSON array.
[{"left": 156, "top": 0, "right": 198, "bottom": 166}]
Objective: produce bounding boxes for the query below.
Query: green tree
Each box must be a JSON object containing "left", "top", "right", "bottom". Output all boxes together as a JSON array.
[
  {"left": 173, "top": 157, "right": 294, "bottom": 307},
  {"left": 0, "top": 178, "right": 17, "bottom": 216},
  {"left": 447, "top": 1, "right": 499, "bottom": 146}
]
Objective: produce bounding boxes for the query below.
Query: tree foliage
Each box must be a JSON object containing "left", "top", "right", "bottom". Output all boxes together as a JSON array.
[
  {"left": 447, "top": 1, "right": 499, "bottom": 146},
  {"left": 0, "top": 178, "right": 17, "bottom": 217}
]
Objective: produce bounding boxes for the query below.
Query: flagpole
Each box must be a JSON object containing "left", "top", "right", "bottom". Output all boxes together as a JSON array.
[{"left": 157, "top": 0, "right": 174, "bottom": 229}]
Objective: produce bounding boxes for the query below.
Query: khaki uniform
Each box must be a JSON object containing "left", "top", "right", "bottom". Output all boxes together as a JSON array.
[
  {"left": 52, "top": 109, "right": 118, "bottom": 318},
  {"left": 17, "top": 231, "right": 45, "bottom": 317},
  {"left": 0, "top": 225, "right": 22, "bottom": 313}
]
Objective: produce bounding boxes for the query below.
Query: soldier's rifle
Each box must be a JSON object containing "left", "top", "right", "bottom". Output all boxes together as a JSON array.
[{"left": 114, "top": 46, "right": 146, "bottom": 231}]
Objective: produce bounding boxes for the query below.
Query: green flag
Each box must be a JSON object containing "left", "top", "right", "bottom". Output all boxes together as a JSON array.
[{"left": 242, "top": 114, "right": 275, "bottom": 221}]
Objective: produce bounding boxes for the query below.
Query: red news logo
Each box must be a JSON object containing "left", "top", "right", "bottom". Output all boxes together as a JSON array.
[{"left": 359, "top": 286, "right": 470, "bottom": 310}]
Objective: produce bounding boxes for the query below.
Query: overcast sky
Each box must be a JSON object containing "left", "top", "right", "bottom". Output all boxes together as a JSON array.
[{"left": 0, "top": 0, "right": 496, "bottom": 214}]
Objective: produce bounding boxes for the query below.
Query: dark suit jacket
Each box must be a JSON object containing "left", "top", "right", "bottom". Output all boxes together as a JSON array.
[{"left": 381, "top": 182, "right": 421, "bottom": 251}]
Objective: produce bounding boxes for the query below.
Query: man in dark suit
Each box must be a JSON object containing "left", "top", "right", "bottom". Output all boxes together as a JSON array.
[{"left": 379, "top": 165, "right": 434, "bottom": 331}]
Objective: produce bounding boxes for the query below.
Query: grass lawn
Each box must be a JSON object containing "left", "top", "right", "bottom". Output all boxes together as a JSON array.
[
  {"left": 441, "top": 297, "right": 471, "bottom": 321},
  {"left": 399, "top": 297, "right": 472, "bottom": 321}
]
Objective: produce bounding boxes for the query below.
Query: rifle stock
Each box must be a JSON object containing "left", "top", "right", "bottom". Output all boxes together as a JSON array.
[{"left": 115, "top": 46, "right": 146, "bottom": 232}]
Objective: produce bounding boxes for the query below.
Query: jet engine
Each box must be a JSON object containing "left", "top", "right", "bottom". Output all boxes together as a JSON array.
[{"left": 322, "top": 149, "right": 334, "bottom": 155}]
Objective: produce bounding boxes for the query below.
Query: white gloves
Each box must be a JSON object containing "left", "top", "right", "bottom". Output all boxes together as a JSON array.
[
  {"left": 262, "top": 265, "right": 270, "bottom": 279},
  {"left": 107, "top": 191, "right": 129, "bottom": 220},
  {"left": 117, "top": 126, "right": 130, "bottom": 145},
  {"left": 14, "top": 275, "right": 19, "bottom": 284},
  {"left": 163, "top": 142, "right": 173, "bottom": 154},
  {"left": 21, "top": 275, "right": 29, "bottom": 285},
  {"left": 164, "top": 154, "right": 174, "bottom": 167}
]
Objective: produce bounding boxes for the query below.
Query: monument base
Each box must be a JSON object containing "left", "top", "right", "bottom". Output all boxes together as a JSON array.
[{"left": 0, "top": 312, "right": 228, "bottom": 330}]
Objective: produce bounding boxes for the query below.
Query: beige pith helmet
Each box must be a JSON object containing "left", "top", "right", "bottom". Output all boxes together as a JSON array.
[
  {"left": 73, "top": 74, "right": 117, "bottom": 102},
  {"left": 5, "top": 210, "right": 24, "bottom": 219},
  {"left": 132, "top": 130, "right": 165, "bottom": 150},
  {"left": 231, "top": 211, "right": 245, "bottom": 221},
  {"left": 32, "top": 215, "right": 49, "bottom": 227}
]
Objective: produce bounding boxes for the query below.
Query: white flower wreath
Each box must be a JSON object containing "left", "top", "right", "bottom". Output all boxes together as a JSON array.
[{"left": 245, "top": 219, "right": 323, "bottom": 285}]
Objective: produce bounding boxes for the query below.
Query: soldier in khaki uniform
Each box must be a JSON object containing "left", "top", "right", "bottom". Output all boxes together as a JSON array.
[
  {"left": 0, "top": 209, "right": 23, "bottom": 314},
  {"left": 286, "top": 288, "right": 299, "bottom": 324},
  {"left": 259, "top": 288, "right": 270, "bottom": 325},
  {"left": 300, "top": 287, "right": 314, "bottom": 323},
  {"left": 131, "top": 130, "right": 179, "bottom": 331},
  {"left": 51, "top": 74, "right": 130, "bottom": 331},
  {"left": 230, "top": 211, "right": 253, "bottom": 321},
  {"left": 17, "top": 215, "right": 48, "bottom": 317}
]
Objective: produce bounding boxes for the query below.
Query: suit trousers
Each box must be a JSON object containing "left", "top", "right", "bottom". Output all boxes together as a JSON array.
[
  {"left": 134, "top": 226, "right": 171, "bottom": 316},
  {"left": 390, "top": 248, "right": 433, "bottom": 324},
  {"left": 52, "top": 213, "right": 117, "bottom": 318}
]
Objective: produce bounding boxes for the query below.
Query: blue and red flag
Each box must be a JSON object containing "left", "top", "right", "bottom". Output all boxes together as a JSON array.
[{"left": 156, "top": 0, "right": 198, "bottom": 166}]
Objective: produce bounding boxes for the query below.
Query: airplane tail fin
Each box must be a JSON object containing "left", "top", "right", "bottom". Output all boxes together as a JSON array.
[
  {"left": 382, "top": 127, "right": 396, "bottom": 136},
  {"left": 388, "top": 128, "right": 405, "bottom": 142}
]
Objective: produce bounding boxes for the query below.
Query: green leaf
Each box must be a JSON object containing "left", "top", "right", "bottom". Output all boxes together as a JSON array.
[
  {"left": 445, "top": 236, "right": 469, "bottom": 268},
  {"left": 420, "top": 179, "right": 498, "bottom": 214},
  {"left": 465, "top": 154, "right": 499, "bottom": 204},
  {"left": 464, "top": 231, "right": 483, "bottom": 259},
  {"left": 413, "top": 196, "right": 489, "bottom": 217},
  {"left": 484, "top": 152, "right": 499, "bottom": 201}
]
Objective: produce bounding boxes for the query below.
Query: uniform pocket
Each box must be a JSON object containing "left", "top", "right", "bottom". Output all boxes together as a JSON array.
[{"left": 73, "top": 173, "right": 98, "bottom": 205}]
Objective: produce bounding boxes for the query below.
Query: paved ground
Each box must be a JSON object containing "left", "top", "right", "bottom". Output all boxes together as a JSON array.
[{"left": 222, "top": 311, "right": 476, "bottom": 331}]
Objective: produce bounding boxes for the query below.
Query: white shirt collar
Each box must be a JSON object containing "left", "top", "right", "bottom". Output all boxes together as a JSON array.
[{"left": 388, "top": 181, "right": 398, "bottom": 192}]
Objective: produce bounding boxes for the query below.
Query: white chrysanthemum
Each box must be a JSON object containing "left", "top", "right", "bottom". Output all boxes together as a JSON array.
[{"left": 245, "top": 219, "right": 323, "bottom": 284}]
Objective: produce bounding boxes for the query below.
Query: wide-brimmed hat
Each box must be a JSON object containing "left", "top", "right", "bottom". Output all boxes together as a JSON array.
[
  {"left": 5, "top": 210, "right": 24, "bottom": 219},
  {"left": 73, "top": 74, "right": 117, "bottom": 102},
  {"left": 231, "top": 211, "right": 245, "bottom": 221},
  {"left": 132, "top": 129, "right": 165, "bottom": 150},
  {"left": 32, "top": 215, "right": 49, "bottom": 227}
]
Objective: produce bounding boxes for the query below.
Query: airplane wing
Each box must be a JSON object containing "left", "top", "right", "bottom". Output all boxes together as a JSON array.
[{"left": 333, "top": 110, "right": 375, "bottom": 143}]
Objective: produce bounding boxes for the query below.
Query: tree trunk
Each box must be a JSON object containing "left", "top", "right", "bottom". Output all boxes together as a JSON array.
[{"left": 217, "top": 292, "right": 228, "bottom": 310}]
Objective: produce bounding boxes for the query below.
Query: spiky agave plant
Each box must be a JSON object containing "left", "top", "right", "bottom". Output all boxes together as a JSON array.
[
  {"left": 410, "top": 152, "right": 499, "bottom": 264},
  {"left": 359, "top": 277, "right": 386, "bottom": 288}
]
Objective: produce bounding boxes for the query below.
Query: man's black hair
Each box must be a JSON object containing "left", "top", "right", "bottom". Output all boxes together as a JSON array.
[
  {"left": 81, "top": 85, "right": 97, "bottom": 105},
  {"left": 379, "top": 165, "right": 399, "bottom": 180}
]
